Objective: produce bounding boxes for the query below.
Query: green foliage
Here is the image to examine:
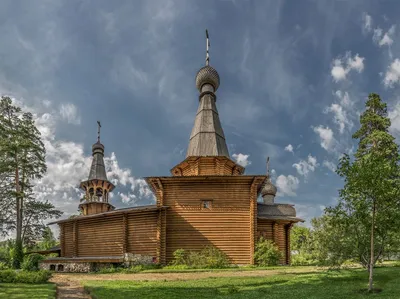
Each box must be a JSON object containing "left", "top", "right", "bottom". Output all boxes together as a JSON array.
[
  {"left": 0, "top": 96, "right": 62, "bottom": 267},
  {"left": 96, "top": 264, "right": 161, "bottom": 274},
  {"left": 291, "top": 252, "right": 316, "bottom": 266},
  {"left": 254, "top": 237, "right": 282, "bottom": 266},
  {"left": 0, "top": 269, "right": 51, "bottom": 283},
  {"left": 171, "top": 246, "right": 230, "bottom": 269},
  {"left": 0, "top": 262, "right": 9, "bottom": 270},
  {"left": 11, "top": 240, "right": 23, "bottom": 269},
  {"left": 21, "top": 253, "right": 45, "bottom": 271}
]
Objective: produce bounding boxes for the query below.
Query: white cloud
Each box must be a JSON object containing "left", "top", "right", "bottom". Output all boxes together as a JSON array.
[
  {"left": 373, "top": 25, "right": 395, "bottom": 47},
  {"left": 313, "top": 125, "right": 337, "bottom": 152},
  {"left": 362, "top": 13, "right": 372, "bottom": 33},
  {"left": 388, "top": 102, "right": 400, "bottom": 137},
  {"left": 232, "top": 153, "right": 252, "bottom": 167},
  {"left": 331, "top": 53, "right": 365, "bottom": 82},
  {"left": 59, "top": 103, "right": 81, "bottom": 125},
  {"left": 323, "top": 160, "right": 336, "bottom": 172},
  {"left": 284, "top": 144, "right": 294, "bottom": 153},
  {"left": 384, "top": 59, "right": 400, "bottom": 87},
  {"left": 292, "top": 154, "right": 319, "bottom": 178},
  {"left": 276, "top": 175, "right": 299, "bottom": 197},
  {"left": 334, "top": 90, "right": 352, "bottom": 107},
  {"left": 12, "top": 99, "right": 156, "bottom": 218},
  {"left": 324, "top": 103, "right": 353, "bottom": 134}
]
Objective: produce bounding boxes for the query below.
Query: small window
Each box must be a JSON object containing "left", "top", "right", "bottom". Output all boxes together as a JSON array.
[{"left": 201, "top": 200, "right": 212, "bottom": 209}]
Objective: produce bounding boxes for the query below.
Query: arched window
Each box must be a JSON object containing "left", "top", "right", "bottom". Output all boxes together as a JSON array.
[
  {"left": 89, "top": 188, "right": 94, "bottom": 200},
  {"left": 96, "top": 188, "right": 103, "bottom": 200},
  {"left": 104, "top": 190, "right": 108, "bottom": 202}
]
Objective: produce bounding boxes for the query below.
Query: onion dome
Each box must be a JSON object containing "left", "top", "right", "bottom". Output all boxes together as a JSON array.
[
  {"left": 261, "top": 179, "right": 277, "bottom": 197},
  {"left": 195, "top": 65, "right": 220, "bottom": 92},
  {"left": 92, "top": 141, "right": 104, "bottom": 155}
]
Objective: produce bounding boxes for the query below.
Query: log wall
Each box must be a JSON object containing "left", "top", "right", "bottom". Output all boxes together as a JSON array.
[
  {"left": 60, "top": 210, "right": 159, "bottom": 258},
  {"left": 162, "top": 180, "right": 252, "bottom": 265}
]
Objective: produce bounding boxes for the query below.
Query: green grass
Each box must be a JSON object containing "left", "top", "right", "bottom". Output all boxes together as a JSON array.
[
  {"left": 0, "top": 283, "right": 56, "bottom": 298},
  {"left": 84, "top": 267, "right": 400, "bottom": 299}
]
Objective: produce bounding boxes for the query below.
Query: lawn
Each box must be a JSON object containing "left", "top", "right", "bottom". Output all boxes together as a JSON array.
[
  {"left": 0, "top": 283, "right": 56, "bottom": 299},
  {"left": 83, "top": 267, "right": 400, "bottom": 299}
]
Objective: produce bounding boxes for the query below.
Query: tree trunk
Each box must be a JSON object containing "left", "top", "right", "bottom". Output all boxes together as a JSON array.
[
  {"left": 368, "top": 201, "right": 376, "bottom": 292},
  {"left": 15, "top": 165, "right": 21, "bottom": 244}
]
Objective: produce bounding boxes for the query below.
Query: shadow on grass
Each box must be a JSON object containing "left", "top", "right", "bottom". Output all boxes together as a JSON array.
[
  {"left": 0, "top": 283, "right": 56, "bottom": 299},
  {"left": 89, "top": 267, "right": 400, "bottom": 299},
  {"left": 84, "top": 268, "right": 400, "bottom": 299}
]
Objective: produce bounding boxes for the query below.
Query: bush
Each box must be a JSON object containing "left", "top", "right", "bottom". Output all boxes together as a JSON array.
[
  {"left": 0, "top": 262, "right": 10, "bottom": 270},
  {"left": 22, "top": 253, "right": 45, "bottom": 271},
  {"left": 254, "top": 237, "right": 282, "bottom": 266},
  {"left": 171, "top": 246, "right": 230, "bottom": 269},
  {"left": 291, "top": 252, "right": 317, "bottom": 266},
  {"left": 11, "top": 240, "right": 24, "bottom": 269},
  {"left": 0, "top": 270, "right": 51, "bottom": 283}
]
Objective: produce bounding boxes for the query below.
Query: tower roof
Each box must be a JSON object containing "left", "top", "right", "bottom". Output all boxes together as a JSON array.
[
  {"left": 186, "top": 30, "right": 229, "bottom": 158},
  {"left": 88, "top": 141, "right": 108, "bottom": 181},
  {"left": 85, "top": 121, "right": 109, "bottom": 182}
]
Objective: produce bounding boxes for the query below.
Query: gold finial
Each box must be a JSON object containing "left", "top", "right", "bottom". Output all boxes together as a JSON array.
[
  {"left": 97, "top": 121, "right": 101, "bottom": 142},
  {"left": 266, "top": 156, "right": 270, "bottom": 175},
  {"left": 206, "top": 29, "right": 210, "bottom": 66}
]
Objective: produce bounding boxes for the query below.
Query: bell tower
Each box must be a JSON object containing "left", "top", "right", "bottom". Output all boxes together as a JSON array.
[{"left": 79, "top": 121, "right": 115, "bottom": 215}]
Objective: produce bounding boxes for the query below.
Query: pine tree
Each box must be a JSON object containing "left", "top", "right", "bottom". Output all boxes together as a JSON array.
[
  {"left": 0, "top": 96, "right": 61, "bottom": 268},
  {"left": 335, "top": 93, "right": 400, "bottom": 292}
]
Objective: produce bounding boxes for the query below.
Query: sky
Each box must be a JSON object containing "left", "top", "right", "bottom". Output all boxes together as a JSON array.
[{"left": 1, "top": 0, "right": 400, "bottom": 226}]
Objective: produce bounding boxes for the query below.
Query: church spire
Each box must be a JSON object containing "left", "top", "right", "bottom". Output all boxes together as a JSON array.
[
  {"left": 186, "top": 30, "right": 229, "bottom": 157},
  {"left": 88, "top": 121, "right": 108, "bottom": 181},
  {"left": 79, "top": 121, "right": 115, "bottom": 216}
]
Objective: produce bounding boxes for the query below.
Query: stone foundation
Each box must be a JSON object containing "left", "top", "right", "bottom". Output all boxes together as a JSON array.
[
  {"left": 39, "top": 254, "right": 156, "bottom": 273},
  {"left": 40, "top": 262, "right": 92, "bottom": 272},
  {"left": 123, "top": 253, "right": 155, "bottom": 267}
]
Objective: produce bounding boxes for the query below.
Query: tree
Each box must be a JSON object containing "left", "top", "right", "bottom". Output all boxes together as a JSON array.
[
  {"left": 334, "top": 93, "right": 400, "bottom": 291},
  {"left": 0, "top": 96, "right": 62, "bottom": 268}
]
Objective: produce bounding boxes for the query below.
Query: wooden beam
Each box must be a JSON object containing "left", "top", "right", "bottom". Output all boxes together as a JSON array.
[
  {"left": 123, "top": 214, "right": 128, "bottom": 253},
  {"left": 60, "top": 224, "right": 65, "bottom": 257},
  {"left": 73, "top": 221, "right": 78, "bottom": 257}
]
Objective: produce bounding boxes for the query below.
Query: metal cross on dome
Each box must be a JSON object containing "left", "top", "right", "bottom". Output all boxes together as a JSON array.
[{"left": 97, "top": 121, "right": 101, "bottom": 142}]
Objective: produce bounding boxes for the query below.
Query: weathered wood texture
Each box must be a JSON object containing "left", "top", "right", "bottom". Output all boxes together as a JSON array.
[
  {"left": 60, "top": 210, "right": 159, "bottom": 258},
  {"left": 161, "top": 178, "right": 254, "bottom": 265}
]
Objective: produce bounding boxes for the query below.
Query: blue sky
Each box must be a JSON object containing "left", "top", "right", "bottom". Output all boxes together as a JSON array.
[{"left": 1, "top": 0, "right": 400, "bottom": 225}]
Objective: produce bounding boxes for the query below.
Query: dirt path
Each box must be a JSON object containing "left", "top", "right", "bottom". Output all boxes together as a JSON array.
[
  {"left": 50, "top": 275, "right": 91, "bottom": 299},
  {"left": 52, "top": 267, "right": 321, "bottom": 283}
]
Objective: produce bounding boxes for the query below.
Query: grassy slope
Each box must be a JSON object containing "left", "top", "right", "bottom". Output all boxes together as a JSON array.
[
  {"left": 0, "top": 283, "right": 56, "bottom": 299},
  {"left": 84, "top": 267, "right": 400, "bottom": 299}
]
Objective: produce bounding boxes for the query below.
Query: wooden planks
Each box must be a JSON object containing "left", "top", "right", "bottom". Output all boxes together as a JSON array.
[
  {"left": 162, "top": 179, "right": 253, "bottom": 265},
  {"left": 127, "top": 211, "right": 158, "bottom": 256}
]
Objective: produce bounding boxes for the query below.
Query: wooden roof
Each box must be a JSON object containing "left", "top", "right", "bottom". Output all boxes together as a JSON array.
[
  {"left": 186, "top": 92, "right": 230, "bottom": 157},
  {"left": 48, "top": 205, "right": 167, "bottom": 225}
]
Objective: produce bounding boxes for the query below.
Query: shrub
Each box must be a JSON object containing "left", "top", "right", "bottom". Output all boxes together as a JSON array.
[
  {"left": 171, "top": 246, "right": 230, "bottom": 269},
  {"left": 11, "top": 240, "right": 24, "bottom": 269},
  {"left": 200, "top": 246, "right": 229, "bottom": 268},
  {"left": 22, "top": 253, "right": 45, "bottom": 271},
  {"left": 15, "top": 270, "right": 52, "bottom": 283},
  {"left": 254, "top": 237, "right": 282, "bottom": 266},
  {"left": 0, "top": 270, "right": 51, "bottom": 283},
  {"left": 0, "top": 270, "right": 17, "bottom": 283},
  {"left": 0, "top": 262, "right": 9, "bottom": 270},
  {"left": 291, "top": 252, "right": 317, "bottom": 266}
]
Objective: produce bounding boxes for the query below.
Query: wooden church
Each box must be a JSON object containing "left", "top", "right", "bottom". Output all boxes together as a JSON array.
[{"left": 41, "top": 32, "right": 303, "bottom": 272}]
